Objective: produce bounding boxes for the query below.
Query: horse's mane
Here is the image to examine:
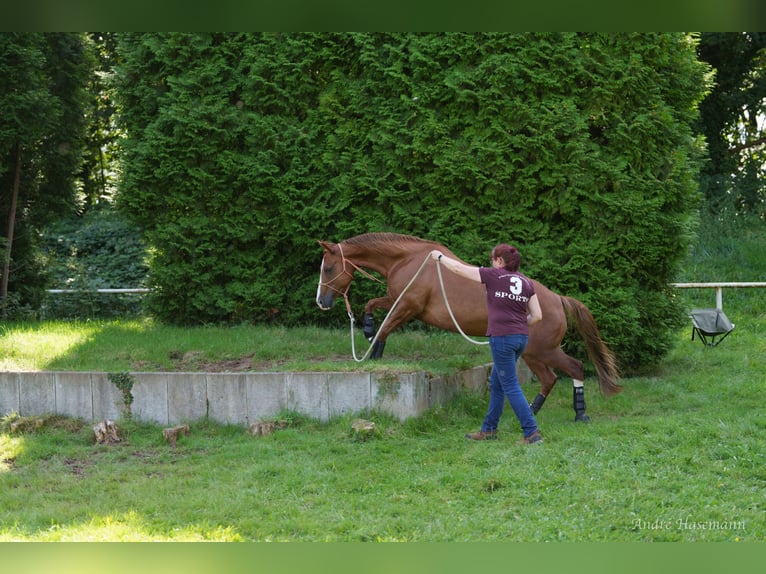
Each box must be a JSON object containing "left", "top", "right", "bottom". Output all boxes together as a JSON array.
[{"left": 343, "top": 232, "right": 439, "bottom": 248}]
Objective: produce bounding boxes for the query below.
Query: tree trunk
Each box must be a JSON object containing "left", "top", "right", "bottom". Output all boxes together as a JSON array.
[{"left": 1, "top": 142, "right": 22, "bottom": 315}]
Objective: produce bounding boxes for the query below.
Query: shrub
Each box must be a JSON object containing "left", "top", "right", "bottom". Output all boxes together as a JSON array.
[{"left": 115, "top": 33, "right": 710, "bottom": 371}]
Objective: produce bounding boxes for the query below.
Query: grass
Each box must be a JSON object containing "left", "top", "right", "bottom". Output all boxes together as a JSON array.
[
  {"left": 1, "top": 313, "right": 764, "bottom": 541},
  {"left": 0, "top": 320, "right": 492, "bottom": 375},
  {"left": 1, "top": 214, "right": 765, "bottom": 542}
]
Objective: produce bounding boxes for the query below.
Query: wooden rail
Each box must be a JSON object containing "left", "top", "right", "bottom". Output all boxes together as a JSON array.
[{"left": 671, "top": 282, "right": 766, "bottom": 310}]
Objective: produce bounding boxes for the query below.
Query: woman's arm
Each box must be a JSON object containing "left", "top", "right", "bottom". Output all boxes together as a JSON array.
[
  {"left": 527, "top": 293, "right": 543, "bottom": 326},
  {"left": 430, "top": 250, "right": 481, "bottom": 283}
]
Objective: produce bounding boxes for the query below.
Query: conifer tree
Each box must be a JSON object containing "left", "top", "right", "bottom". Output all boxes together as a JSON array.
[
  {"left": 116, "top": 33, "right": 710, "bottom": 370},
  {"left": 0, "top": 33, "right": 90, "bottom": 316}
]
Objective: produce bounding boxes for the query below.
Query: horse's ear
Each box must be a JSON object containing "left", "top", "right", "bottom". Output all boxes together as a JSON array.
[{"left": 317, "top": 240, "right": 335, "bottom": 254}]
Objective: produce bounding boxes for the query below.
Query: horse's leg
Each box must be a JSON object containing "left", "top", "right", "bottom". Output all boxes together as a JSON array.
[
  {"left": 521, "top": 355, "right": 558, "bottom": 414},
  {"left": 366, "top": 300, "right": 421, "bottom": 360},
  {"left": 573, "top": 380, "right": 588, "bottom": 423},
  {"left": 525, "top": 348, "right": 590, "bottom": 422},
  {"left": 368, "top": 339, "right": 386, "bottom": 359},
  {"left": 363, "top": 296, "right": 394, "bottom": 341}
]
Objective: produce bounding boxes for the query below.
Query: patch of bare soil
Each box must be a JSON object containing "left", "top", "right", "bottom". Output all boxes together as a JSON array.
[
  {"left": 170, "top": 351, "right": 259, "bottom": 372},
  {"left": 131, "top": 352, "right": 354, "bottom": 373},
  {"left": 63, "top": 457, "right": 92, "bottom": 478}
]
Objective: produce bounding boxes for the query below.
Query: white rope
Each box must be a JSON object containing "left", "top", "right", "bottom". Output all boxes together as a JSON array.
[
  {"left": 435, "top": 258, "right": 489, "bottom": 346},
  {"left": 347, "top": 253, "right": 487, "bottom": 362},
  {"left": 349, "top": 253, "right": 431, "bottom": 361}
]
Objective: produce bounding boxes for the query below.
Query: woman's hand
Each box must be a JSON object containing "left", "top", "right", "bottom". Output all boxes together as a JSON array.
[{"left": 432, "top": 250, "right": 481, "bottom": 283}]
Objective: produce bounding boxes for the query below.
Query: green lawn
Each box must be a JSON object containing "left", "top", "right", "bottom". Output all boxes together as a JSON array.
[
  {"left": 2, "top": 214, "right": 764, "bottom": 542},
  {"left": 0, "top": 319, "right": 492, "bottom": 375},
  {"left": 2, "top": 309, "right": 763, "bottom": 541}
]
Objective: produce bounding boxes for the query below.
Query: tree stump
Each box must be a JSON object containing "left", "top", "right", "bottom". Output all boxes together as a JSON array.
[
  {"left": 93, "top": 420, "right": 122, "bottom": 444},
  {"left": 162, "top": 424, "right": 190, "bottom": 446},
  {"left": 351, "top": 418, "right": 376, "bottom": 434},
  {"left": 249, "top": 419, "right": 288, "bottom": 437}
]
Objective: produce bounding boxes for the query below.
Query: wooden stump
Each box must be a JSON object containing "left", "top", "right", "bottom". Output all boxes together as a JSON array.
[
  {"left": 162, "top": 424, "right": 190, "bottom": 446},
  {"left": 351, "top": 418, "right": 376, "bottom": 438},
  {"left": 93, "top": 420, "right": 122, "bottom": 444},
  {"left": 249, "top": 419, "right": 288, "bottom": 437}
]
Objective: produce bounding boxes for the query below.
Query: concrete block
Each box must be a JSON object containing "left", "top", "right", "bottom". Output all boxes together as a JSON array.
[
  {"left": 55, "top": 372, "right": 93, "bottom": 421},
  {"left": 372, "top": 371, "right": 429, "bottom": 421},
  {"left": 131, "top": 373, "right": 168, "bottom": 425},
  {"left": 328, "top": 372, "right": 371, "bottom": 418},
  {"left": 208, "top": 374, "right": 247, "bottom": 425},
  {"left": 287, "top": 373, "right": 329, "bottom": 421},
  {"left": 463, "top": 364, "right": 491, "bottom": 392},
  {"left": 92, "top": 373, "right": 124, "bottom": 421},
  {"left": 18, "top": 372, "right": 55, "bottom": 416},
  {"left": 244, "top": 373, "right": 286, "bottom": 422},
  {"left": 167, "top": 373, "right": 208, "bottom": 424},
  {"left": 429, "top": 373, "right": 458, "bottom": 408},
  {"left": 4, "top": 365, "right": 490, "bottom": 426},
  {"left": 404, "top": 372, "right": 431, "bottom": 417},
  {"left": 0, "top": 372, "right": 20, "bottom": 415},
  {"left": 371, "top": 372, "right": 402, "bottom": 418},
  {"left": 518, "top": 359, "right": 533, "bottom": 384}
]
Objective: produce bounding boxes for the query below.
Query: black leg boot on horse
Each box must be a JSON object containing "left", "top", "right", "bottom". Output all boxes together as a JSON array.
[
  {"left": 529, "top": 382, "right": 591, "bottom": 423},
  {"left": 363, "top": 312, "right": 376, "bottom": 341},
  {"left": 363, "top": 312, "right": 387, "bottom": 359},
  {"left": 530, "top": 393, "right": 547, "bottom": 414},
  {"left": 573, "top": 384, "right": 590, "bottom": 422},
  {"left": 370, "top": 340, "right": 386, "bottom": 359}
]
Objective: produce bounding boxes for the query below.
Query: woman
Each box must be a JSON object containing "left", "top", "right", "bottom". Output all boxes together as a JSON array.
[{"left": 430, "top": 244, "right": 543, "bottom": 444}]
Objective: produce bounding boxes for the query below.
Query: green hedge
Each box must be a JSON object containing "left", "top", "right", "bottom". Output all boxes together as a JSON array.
[
  {"left": 116, "top": 33, "right": 710, "bottom": 371},
  {"left": 41, "top": 207, "right": 149, "bottom": 319}
]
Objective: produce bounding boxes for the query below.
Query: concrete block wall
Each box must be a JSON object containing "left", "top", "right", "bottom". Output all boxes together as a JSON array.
[{"left": 0, "top": 364, "right": 498, "bottom": 426}]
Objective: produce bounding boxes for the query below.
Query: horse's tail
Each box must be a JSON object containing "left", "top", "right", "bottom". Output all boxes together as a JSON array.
[{"left": 560, "top": 296, "right": 622, "bottom": 397}]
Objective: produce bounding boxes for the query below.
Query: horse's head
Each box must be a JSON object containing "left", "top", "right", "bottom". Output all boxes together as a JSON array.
[{"left": 316, "top": 240, "right": 354, "bottom": 311}]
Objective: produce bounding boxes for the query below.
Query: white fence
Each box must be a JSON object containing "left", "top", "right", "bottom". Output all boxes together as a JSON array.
[
  {"left": 671, "top": 282, "right": 766, "bottom": 310},
  {"left": 48, "top": 285, "right": 766, "bottom": 312},
  {"left": 47, "top": 289, "right": 151, "bottom": 294}
]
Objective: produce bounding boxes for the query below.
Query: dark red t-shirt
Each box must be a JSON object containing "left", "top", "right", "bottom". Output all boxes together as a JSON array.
[{"left": 479, "top": 267, "right": 536, "bottom": 336}]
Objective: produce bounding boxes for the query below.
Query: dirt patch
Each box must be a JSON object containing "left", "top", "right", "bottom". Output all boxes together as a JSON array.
[
  {"left": 130, "top": 352, "right": 359, "bottom": 373},
  {"left": 63, "top": 456, "right": 92, "bottom": 478},
  {"left": 168, "top": 351, "right": 258, "bottom": 372},
  {"left": 197, "top": 356, "right": 256, "bottom": 372}
]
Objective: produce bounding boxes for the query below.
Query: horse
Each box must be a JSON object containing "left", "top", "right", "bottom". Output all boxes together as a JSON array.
[{"left": 315, "top": 232, "right": 621, "bottom": 421}]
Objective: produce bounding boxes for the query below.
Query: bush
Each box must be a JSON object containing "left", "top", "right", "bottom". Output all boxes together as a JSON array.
[{"left": 115, "top": 33, "right": 710, "bottom": 371}]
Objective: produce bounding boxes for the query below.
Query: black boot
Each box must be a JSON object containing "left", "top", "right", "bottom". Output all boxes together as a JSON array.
[
  {"left": 530, "top": 393, "right": 547, "bottom": 414},
  {"left": 573, "top": 387, "right": 590, "bottom": 422},
  {"left": 370, "top": 339, "right": 386, "bottom": 359},
  {"left": 363, "top": 312, "right": 376, "bottom": 341}
]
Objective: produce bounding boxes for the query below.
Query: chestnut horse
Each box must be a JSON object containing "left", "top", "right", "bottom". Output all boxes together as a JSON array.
[{"left": 316, "top": 233, "right": 621, "bottom": 421}]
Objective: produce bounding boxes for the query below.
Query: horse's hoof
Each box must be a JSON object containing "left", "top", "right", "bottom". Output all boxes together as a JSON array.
[{"left": 574, "top": 412, "right": 591, "bottom": 423}]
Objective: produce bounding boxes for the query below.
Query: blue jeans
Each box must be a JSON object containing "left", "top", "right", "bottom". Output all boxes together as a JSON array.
[{"left": 482, "top": 334, "right": 539, "bottom": 438}]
